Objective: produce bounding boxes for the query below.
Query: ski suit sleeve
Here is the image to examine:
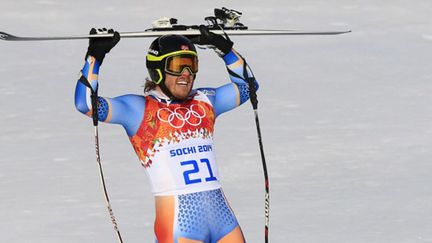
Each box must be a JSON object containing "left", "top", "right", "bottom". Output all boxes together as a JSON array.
[
  {"left": 74, "top": 56, "right": 145, "bottom": 136},
  {"left": 199, "top": 49, "right": 259, "bottom": 117}
]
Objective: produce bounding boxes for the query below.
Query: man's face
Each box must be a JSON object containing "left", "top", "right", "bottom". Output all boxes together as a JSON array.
[{"left": 163, "top": 68, "right": 195, "bottom": 101}]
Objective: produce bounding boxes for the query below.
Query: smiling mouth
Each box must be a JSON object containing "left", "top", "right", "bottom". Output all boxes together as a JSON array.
[
  {"left": 176, "top": 76, "right": 190, "bottom": 86},
  {"left": 177, "top": 80, "right": 188, "bottom": 86}
]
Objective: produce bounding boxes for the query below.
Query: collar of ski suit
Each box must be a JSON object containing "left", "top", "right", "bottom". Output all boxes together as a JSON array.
[{"left": 147, "top": 90, "right": 197, "bottom": 104}]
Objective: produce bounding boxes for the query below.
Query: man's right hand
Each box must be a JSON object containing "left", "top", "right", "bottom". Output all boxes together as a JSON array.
[{"left": 85, "top": 28, "right": 120, "bottom": 64}]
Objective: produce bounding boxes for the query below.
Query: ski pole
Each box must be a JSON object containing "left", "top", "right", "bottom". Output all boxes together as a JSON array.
[
  {"left": 93, "top": 125, "right": 124, "bottom": 243},
  {"left": 79, "top": 75, "right": 124, "bottom": 243},
  {"left": 246, "top": 76, "right": 270, "bottom": 243},
  {"left": 225, "top": 52, "right": 270, "bottom": 243}
]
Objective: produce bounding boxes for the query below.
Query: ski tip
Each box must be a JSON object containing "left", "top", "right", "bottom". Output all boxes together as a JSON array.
[
  {"left": 0, "top": 31, "right": 16, "bottom": 41},
  {"left": 0, "top": 32, "right": 9, "bottom": 40},
  {"left": 321, "top": 29, "right": 351, "bottom": 35},
  {"left": 322, "top": 29, "right": 352, "bottom": 35}
]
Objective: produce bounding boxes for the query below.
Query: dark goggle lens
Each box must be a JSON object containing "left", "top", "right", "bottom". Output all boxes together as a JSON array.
[{"left": 165, "top": 55, "right": 198, "bottom": 75}]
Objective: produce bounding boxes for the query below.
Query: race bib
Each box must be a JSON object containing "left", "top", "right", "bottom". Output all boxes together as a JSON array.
[{"left": 145, "top": 138, "right": 221, "bottom": 195}]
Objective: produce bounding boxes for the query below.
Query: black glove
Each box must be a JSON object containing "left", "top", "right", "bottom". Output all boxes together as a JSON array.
[
  {"left": 85, "top": 28, "right": 120, "bottom": 64},
  {"left": 194, "top": 25, "right": 233, "bottom": 57}
]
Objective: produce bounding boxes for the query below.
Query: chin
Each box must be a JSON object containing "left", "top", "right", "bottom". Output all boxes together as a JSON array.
[
  {"left": 171, "top": 90, "right": 187, "bottom": 100},
  {"left": 174, "top": 96, "right": 188, "bottom": 101}
]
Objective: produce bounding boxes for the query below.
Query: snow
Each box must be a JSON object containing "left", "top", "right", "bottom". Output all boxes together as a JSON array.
[{"left": 1, "top": 1, "right": 432, "bottom": 242}]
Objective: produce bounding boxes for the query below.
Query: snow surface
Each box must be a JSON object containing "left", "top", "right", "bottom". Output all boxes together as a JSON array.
[{"left": 1, "top": 1, "right": 432, "bottom": 242}]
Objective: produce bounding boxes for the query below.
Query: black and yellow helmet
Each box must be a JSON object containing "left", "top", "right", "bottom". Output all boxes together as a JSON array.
[{"left": 146, "top": 35, "right": 198, "bottom": 84}]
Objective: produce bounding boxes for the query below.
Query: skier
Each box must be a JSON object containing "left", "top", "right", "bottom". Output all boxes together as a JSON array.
[{"left": 75, "top": 26, "right": 258, "bottom": 243}]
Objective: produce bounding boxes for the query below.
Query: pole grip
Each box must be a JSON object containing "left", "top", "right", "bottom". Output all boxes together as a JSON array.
[
  {"left": 91, "top": 92, "right": 99, "bottom": 126},
  {"left": 247, "top": 78, "right": 258, "bottom": 109}
]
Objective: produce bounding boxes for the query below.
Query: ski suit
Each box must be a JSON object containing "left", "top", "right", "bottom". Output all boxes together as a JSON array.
[{"left": 75, "top": 49, "right": 258, "bottom": 243}]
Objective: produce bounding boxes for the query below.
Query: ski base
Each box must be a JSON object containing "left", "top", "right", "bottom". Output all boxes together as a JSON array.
[
  {"left": 0, "top": 7, "right": 350, "bottom": 42},
  {"left": 0, "top": 29, "right": 351, "bottom": 41}
]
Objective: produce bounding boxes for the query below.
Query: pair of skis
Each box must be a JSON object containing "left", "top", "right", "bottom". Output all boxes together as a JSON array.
[
  {"left": 0, "top": 7, "right": 350, "bottom": 42},
  {"left": 0, "top": 28, "right": 350, "bottom": 41}
]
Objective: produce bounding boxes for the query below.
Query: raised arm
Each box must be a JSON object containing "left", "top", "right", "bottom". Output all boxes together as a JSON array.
[
  {"left": 194, "top": 26, "right": 259, "bottom": 117},
  {"left": 74, "top": 28, "right": 144, "bottom": 136}
]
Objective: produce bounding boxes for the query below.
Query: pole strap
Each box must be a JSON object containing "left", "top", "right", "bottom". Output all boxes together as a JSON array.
[
  {"left": 226, "top": 57, "right": 258, "bottom": 109},
  {"left": 78, "top": 74, "right": 99, "bottom": 126}
]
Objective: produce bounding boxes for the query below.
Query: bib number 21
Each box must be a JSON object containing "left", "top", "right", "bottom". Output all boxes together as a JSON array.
[{"left": 180, "top": 158, "right": 217, "bottom": 185}]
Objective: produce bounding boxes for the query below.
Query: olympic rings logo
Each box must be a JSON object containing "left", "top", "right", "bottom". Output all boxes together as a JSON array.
[{"left": 157, "top": 104, "right": 206, "bottom": 128}]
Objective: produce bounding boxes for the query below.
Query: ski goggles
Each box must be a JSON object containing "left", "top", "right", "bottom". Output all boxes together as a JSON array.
[{"left": 165, "top": 53, "right": 198, "bottom": 76}]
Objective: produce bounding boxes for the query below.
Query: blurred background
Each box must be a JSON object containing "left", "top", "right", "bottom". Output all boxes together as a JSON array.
[{"left": 1, "top": 1, "right": 432, "bottom": 242}]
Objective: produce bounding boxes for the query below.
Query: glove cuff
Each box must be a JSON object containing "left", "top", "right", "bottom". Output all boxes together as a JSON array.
[
  {"left": 85, "top": 48, "right": 106, "bottom": 65},
  {"left": 215, "top": 38, "right": 233, "bottom": 56}
]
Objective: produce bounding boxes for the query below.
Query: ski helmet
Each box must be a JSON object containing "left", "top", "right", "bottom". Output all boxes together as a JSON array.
[{"left": 146, "top": 35, "right": 198, "bottom": 85}]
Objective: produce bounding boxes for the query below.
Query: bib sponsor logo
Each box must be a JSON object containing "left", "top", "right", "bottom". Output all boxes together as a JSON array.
[{"left": 169, "top": 145, "right": 213, "bottom": 157}]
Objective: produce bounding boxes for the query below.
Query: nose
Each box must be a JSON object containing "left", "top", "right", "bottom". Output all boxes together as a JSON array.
[{"left": 180, "top": 67, "right": 192, "bottom": 76}]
